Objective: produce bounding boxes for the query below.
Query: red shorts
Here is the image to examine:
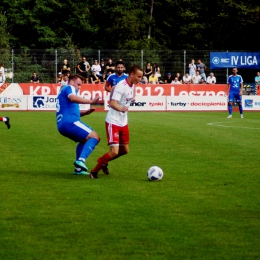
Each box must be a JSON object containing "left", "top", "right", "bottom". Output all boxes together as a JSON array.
[{"left": 105, "top": 122, "right": 129, "bottom": 146}]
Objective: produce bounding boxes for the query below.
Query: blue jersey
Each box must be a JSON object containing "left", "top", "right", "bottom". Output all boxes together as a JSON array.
[
  {"left": 107, "top": 73, "right": 128, "bottom": 87},
  {"left": 228, "top": 74, "right": 243, "bottom": 93},
  {"left": 56, "top": 85, "right": 80, "bottom": 128}
]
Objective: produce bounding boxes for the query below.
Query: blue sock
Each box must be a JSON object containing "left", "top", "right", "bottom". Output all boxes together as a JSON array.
[
  {"left": 78, "top": 138, "right": 99, "bottom": 161},
  {"left": 228, "top": 104, "right": 232, "bottom": 115},
  {"left": 76, "top": 143, "right": 84, "bottom": 161},
  {"left": 239, "top": 104, "right": 243, "bottom": 114}
]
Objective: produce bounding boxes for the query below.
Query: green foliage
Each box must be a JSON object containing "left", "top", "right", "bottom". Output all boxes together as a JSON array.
[{"left": 0, "top": 0, "right": 259, "bottom": 50}]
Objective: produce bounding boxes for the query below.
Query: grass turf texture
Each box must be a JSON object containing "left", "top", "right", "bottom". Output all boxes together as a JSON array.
[{"left": 0, "top": 111, "right": 260, "bottom": 260}]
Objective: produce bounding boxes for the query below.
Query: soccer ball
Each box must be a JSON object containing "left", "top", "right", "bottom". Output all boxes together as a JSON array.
[{"left": 147, "top": 166, "right": 163, "bottom": 181}]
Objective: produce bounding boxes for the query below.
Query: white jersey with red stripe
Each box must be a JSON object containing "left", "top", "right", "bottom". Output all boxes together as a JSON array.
[{"left": 106, "top": 79, "right": 134, "bottom": 126}]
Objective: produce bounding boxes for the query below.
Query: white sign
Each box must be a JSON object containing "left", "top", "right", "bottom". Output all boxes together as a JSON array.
[
  {"left": 242, "top": 95, "right": 260, "bottom": 111},
  {"left": 104, "top": 96, "right": 166, "bottom": 111},
  {"left": 167, "top": 96, "right": 227, "bottom": 111},
  {"left": 0, "top": 96, "right": 28, "bottom": 110},
  {"left": 28, "top": 95, "right": 90, "bottom": 111}
]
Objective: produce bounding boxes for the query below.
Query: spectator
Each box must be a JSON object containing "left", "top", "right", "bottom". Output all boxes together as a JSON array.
[
  {"left": 91, "top": 60, "right": 102, "bottom": 76},
  {"left": 197, "top": 59, "right": 207, "bottom": 82},
  {"left": 0, "top": 71, "right": 6, "bottom": 84},
  {"left": 192, "top": 71, "right": 202, "bottom": 84},
  {"left": 106, "top": 58, "right": 115, "bottom": 76},
  {"left": 140, "top": 73, "right": 148, "bottom": 84},
  {"left": 164, "top": 73, "right": 174, "bottom": 83},
  {"left": 153, "top": 63, "right": 161, "bottom": 79},
  {"left": 100, "top": 59, "right": 106, "bottom": 78},
  {"left": 148, "top": 71, "right": 158, "bottom": 84},
  {"left": 206, "top": 72, "right": 216, "bottom": 84},
  {"left": 89, "top": 70, "right": 101, "bottom": 84},
  {"left": 76, "top": 56, "right": 90, "bottom": 83},
  {"left": 61, "top": 74, "right": 69, "bottom": 86},
  {"left": 172, "top": 76, "right": 182, "bottom": 84},
  {"left": 57, "top": 72, "right": 63, "bottom": 84},
  {"left": 144, "top": 62, "right": 153, "bottom": 80},
  {"left": 61, "top": 59, "right": 71, "bottom": 76},
  {"left": 183, "top": 72, "right": 192, "bottom": 84},
  {"left": 189, "top": 59, "right": 196, "bottom": 77},
  {"left": 0, "top": 62, "right": 5, "bottom": 75},
  {"left": 30, "top": 72, "right": 39, "bottom": 83},
  {"left": 255, "top": 71, "right": 260, "bottom": 85},
  {"left": 175, "top": 72, "right": 183, "bottom": 83}
]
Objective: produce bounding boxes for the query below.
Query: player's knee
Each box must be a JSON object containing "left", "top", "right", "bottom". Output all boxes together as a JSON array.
[{"left": 88, "top": 131, "right": 100, "bottom": 142}]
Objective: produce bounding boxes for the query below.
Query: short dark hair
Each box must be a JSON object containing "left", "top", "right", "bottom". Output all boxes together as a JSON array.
[
  {"left": 129, "top": 65, "right": 143, "bottom": 75},
  {"left": 68, "top": 74, "right": 84, "bottom": 82},
  {"left": 116, "top": 60, "right": 124, "bottom": 66}
]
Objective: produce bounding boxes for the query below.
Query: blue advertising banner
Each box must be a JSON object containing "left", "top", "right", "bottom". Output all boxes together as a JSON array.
[{"left": 210, "top": 52, "right": 260, "bottom": 69}]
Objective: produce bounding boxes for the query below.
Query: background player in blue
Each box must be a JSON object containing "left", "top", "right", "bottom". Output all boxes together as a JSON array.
[
  {"left": 104, "top": 60, "right": 128, "bottom": 92},
  {"left": 225, "top": 67, "right": 244, "bottom": 118},
  {"left": 56, "top": 74, "right": 101, "bottom": 175}
]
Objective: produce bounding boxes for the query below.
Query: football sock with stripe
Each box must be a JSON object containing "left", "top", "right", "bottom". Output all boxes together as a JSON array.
[{"left": 78, "top": 138, "right": 99, "bottom": 161}]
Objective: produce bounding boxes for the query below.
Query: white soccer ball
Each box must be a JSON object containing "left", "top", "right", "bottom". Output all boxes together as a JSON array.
[{"left": 147, "top": 166, "right": 163, "bottom": 181}]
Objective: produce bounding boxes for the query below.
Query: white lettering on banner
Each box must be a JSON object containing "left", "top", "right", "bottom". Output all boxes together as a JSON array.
[
  {"left": 179, "top": 91, "right": 225, "bottom": 96},
  {"left": 231, "top": 56, "right": 258, "bottom": 66},
  {"left": 30, "top": 86, "right": 51, "bottom": 95},
  {"left": 144, "top": 87, "right": 151, "bottom": 96},
  {"left": 167, "top": 96, "right": 227, "bottom": 111},
  {"left": 80, "top": 90, "right": 91, "bottom": 99},
  {"left": 79, "top": 90, "right": 103, "bottom": 100},
  {"left": 171, "top": 87, "right": 175, "bottom": 96},
  {"left": 231, "top": 56, "right": 239, "bottom": 65},
  {"left": 154, "top": 87, "right": 164, "bottom": 96}
]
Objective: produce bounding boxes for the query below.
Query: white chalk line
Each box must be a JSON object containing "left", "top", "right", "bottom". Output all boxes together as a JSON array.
[{"left": 207, "top": 122, "right": 260, "bottom": 130}]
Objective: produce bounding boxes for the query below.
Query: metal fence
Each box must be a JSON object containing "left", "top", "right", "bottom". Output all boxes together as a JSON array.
[{"left": 0, "top": 49, "right": 258, "bottom": 84}]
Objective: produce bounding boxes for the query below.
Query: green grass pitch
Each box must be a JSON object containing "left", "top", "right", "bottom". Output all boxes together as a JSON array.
[{"left": 0, "top": 111, "right": 260, "bottom": 260}]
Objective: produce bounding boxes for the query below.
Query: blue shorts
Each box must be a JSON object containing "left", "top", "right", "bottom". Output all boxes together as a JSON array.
[
  {"left": 228, "top": 92, "right": 242, "bottom": 103},
  {"left": 58, "top": 121, "right": 93, "bottom": 142}
]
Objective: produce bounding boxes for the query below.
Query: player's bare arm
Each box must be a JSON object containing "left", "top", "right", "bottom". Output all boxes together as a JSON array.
[
  {"left": 80, "top": 108, "right": 95, "bottom": 117},
  {"left": 69, "top": 94, "right": 100, "bottom": 104},
  {"left": 109, "top": 99, "right": 128, "bottom": 112},
  {"left": 105, "top": 81, "right": 112, "bottom": 92},
  {"left": 239, "top": 82, "right": 243, "bottom": 95}
]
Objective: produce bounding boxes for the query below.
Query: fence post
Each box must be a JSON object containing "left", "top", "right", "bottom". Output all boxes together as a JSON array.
[
  {"left": 55, "top": 49, "right": 58, "bottom": 83},
  {"left": 183, "top": 50, "right": 186, "bottom": 76},
  {"left": 12, "top": 49, "right": 14, "bottom": 83},
  {"left": 226, "top": 50, "right": 228, "bottom": 83},
  {"left": 141, "top": 50, "right": 143, "bottom": 69}
]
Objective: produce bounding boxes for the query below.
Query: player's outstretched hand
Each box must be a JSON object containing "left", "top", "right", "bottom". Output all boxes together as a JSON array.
[{"left": 85, "top": 108, "right": 95, "bottom": 115}]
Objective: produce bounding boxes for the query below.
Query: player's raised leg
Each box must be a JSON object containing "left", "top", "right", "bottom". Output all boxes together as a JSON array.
[
  {"left": 0, "top": 117, "right": 11, "bottom": 129},
  {"left": 73, "top": 124, "right": 100, "bottom": 175}
]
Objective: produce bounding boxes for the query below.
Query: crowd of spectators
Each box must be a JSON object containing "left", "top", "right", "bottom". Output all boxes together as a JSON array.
[{"left": 0, "top": 58, "right": 259, "bottom": 87}]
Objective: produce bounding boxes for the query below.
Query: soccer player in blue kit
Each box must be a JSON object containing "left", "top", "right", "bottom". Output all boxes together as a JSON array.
[
  {"left": 225, "top": 67, "right": 244, "bottom": 118},
  {"left": 56, "top": 74, "right": 101, "bottom": 175},
  {"left": 104, "top": 60, "right": 128, "bottom": 92}
]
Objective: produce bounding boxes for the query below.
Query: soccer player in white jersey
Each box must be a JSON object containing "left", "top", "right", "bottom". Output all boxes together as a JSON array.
[
  {"left": 90, "top": 65, "right": 143, "bottom": 179},
  {"left": 56, "top": 74, "right": 100, "bottom": 175},
  {"left": 225, "top": 67, "right": 244, "bottom": 118}
]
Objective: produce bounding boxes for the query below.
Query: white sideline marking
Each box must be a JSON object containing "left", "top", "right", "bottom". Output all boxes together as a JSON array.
[{"left": 207, "top": 122, "right": 260, "bottom": 130}]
